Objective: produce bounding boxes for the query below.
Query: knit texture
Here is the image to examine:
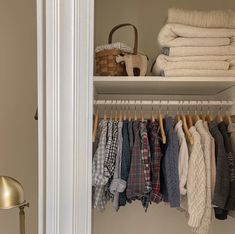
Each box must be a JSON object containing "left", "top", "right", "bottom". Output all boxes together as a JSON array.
[
  {"left": 195, "top": 120, "right": 212, "bottom": 234},
  {"left": 204, "top": 121, "right": 216, "bottom": 199},
  {"left": 187, "top": 126, "right": 206, "bottom": 228}
]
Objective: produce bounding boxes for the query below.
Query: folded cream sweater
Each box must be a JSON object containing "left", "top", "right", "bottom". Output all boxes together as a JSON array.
[
  {"left": 167, "top": 8, "right": 235, "bottom": 29},
  {"left": 187, "top": 127, "right": 206, "bottom": 228}
]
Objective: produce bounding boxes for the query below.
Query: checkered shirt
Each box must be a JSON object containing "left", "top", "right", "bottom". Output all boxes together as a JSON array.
[
  {"left": 126, "top": 121, "right": 146, "bottom": 203},
  {"left": 92, "top": 120, "right": 109, "bottom": 211},
  {"left": 147, "top": 121, "right": 163, "bottom": 204},
  {"left": 104, "top": 121, "right": 118, "bottom": 178}
]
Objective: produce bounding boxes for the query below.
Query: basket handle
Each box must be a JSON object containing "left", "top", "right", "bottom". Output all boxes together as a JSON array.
[{"left": 108, "top": 23, "right": 138, "bottom": 55}]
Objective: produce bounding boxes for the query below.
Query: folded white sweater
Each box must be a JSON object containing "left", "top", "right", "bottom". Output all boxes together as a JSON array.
[
  {"left": 162, "top": 45, "right": 235, "bottom": 57},
  {"left": 167, "top": 8, "right": 235, "bottom": 29},
  {"left": 158, "top": 24, "right": 235, "bottom": 48}
]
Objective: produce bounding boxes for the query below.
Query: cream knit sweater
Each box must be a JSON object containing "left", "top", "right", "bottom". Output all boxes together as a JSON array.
[
  {"left": 187, "top": 126, "right": 206, "bottom": 228},
  {"left": 195, "top": 120, "right": 212, "bottom": 234}
]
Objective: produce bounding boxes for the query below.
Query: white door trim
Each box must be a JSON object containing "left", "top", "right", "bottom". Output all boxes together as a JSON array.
[{"left": 37, "top": 0, "right": 94, "bottom": 233}]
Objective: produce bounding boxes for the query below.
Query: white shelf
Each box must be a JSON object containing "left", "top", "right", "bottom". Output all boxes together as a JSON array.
[{"left": 94, "top": 76, "right": 235, "bottom": 95}]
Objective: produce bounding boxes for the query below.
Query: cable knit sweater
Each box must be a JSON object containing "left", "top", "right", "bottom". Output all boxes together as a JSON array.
[
  {"left": 187, "top": 126, "right": 206, "bottom": 228},
  {"left": 204, "top": 121, "right": 216, "bottom": 199},
  {"left": 195, "top": 120, "right": 212, "bottom": 234}
]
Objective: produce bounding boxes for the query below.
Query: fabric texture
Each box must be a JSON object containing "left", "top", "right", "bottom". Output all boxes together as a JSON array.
[
  {"left": 147, "top": 121, "right": 162, "bottom": 204},
  {"left": 167, "top": 8, "right": 235, "bottom": 29},
  {"left": 119, "top": 121, "right": 132, "bottom": 207},
  {"left": 161, "top": 116, "right": 180, "bottom": 208},
  {"left": 92, "top": 120, "right": 109, "bottom": 211},
  {"left": 162, "top": 46, "right": 235, "bottom": 57},
  {"left": 175, "top": 120, "right": 189, "bottom": 196},
  {"left": 160, "top": 68, "right": 235, "bottom": 77},
  {"left": 158, "top": 24, "right": 235, "bottom": 48},
  {"left": 209, "top": 121, "right": 230, "bottom": 220},
  {"left": 152, "top": 54, "right": 235, "bottom": 76},
  {"left": 228, "top": 123, "right": 235, "bottom": 218},
  {"left": 204, "top": 121, "right": 216, "bottom": 199},
  {"left": 104, "top": 121, "right": 118, "bottom": 178},
  {"left": 126, "top": 121, "right": 146, "bottom": 203},
  {"left": 195, "top": 120, "right": 212, "bottom": 234},
  {"left": 187, "top": 126, "right": 206, "bottom": 228},
  {"left": 218, "top": 122, "right": 235, "bottom": 211},
  {"left": 95, "top": 42, "right": 133, "bottom": 53},
  {"left": 110, "top": 122, "right": 126, "bottom": 211}
]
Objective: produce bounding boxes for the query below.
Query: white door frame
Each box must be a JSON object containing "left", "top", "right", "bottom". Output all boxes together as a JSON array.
[{"left": 36, "top": 0, "right": 94, "bottom": 233}]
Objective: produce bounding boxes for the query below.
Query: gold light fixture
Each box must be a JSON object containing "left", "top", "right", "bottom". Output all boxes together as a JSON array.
[{"left": 0, "top": 176, "right": 29, "bottom": 234}]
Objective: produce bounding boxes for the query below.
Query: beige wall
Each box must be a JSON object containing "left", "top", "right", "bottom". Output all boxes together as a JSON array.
[
  {"left": 0, "top": 0, "right": 38, "bottom": 234},
  {"left": 94, "top": 0, "right": 235, "bottom": 234}
]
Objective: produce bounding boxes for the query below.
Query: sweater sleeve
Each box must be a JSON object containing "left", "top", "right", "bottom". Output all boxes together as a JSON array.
[{"left": 187, "top": 133, "right": 206, "bottom": 228}]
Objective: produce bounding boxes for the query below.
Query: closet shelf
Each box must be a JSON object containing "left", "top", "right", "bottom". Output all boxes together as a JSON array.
[{"left": 94, "top": 76, "right": 235, "bottom": 95}]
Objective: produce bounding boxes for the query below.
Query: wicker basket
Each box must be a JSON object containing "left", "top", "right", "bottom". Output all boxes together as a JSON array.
[{"left": 95, "top": 23, "right": 138, "bottom": 76}]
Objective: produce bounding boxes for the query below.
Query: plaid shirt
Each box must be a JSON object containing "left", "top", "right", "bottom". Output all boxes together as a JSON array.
[
  {"left": 92, "top": 120, "right": 109, "bottom": 211},
  {"left": 147, "top": 121, "right": 163, "bottom": 204},
  {"left": 140, "top": 122, "right": 152, "bottom": 194},
  {"left": 126, "top": 121, "right": 146, "bottom": 205},
  {"left": 104, "top": 121, "right": 118, "bottom": 178}
]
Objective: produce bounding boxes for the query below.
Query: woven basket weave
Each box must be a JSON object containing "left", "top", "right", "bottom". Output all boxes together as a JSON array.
[{"left": 95, "top": 23, "right": 138, "bottom": 76}]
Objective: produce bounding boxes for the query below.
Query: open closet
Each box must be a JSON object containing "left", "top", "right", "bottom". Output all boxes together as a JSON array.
[{"left": 92, "top": 1, "right": 235, "bottom": 234}]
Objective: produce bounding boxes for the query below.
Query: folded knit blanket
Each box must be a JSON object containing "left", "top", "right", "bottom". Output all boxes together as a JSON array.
[
  {"left": 162, "top": 46, "right": 235, "bottom": 57},
  {"left": 158, "top": 24, "right": 235, "bottom": 48},
  {"left": 160, "top": 69, "right": 235, "bottom": 77},
  {"left": 152, "top": 54, "right": 235, "bottom": 75},
  {"left": 167, "top": 8, "right": 235, "bottom": 29}
]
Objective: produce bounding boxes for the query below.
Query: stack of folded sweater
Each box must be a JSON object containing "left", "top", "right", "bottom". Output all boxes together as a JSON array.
[{"left": 152, "top": 8, "right": 235, "bottom": 77}]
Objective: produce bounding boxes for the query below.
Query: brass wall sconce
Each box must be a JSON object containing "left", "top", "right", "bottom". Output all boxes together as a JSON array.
[{"left": 0, "top": 176, "right": 29, "bottom": 234}]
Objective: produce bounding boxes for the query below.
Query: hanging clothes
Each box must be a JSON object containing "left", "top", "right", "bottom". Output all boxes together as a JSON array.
[
  {"left": 92, "top": 120, "right": 109, "bottom": 211},
  {"left": 228, "top": 123, "right": 235, "bottom": 218},
  {"left": 194, "top": 120, "right": 212, "bottom": 234},
  {"left": 161, "top": 116, "right": 180, "bottom": 208},
  {"left": 175, "top": 120, "right": 189, "bottom": 197},
  {"left": 209, "top": 121, "right": 230, "bottom": 220},
  {"left": 147, "top": 120, "right": 162, "bottom": 204},
  {"left": 119, "top": 120, "right": 132, "bottom": 207},
  {"left": 126, "top": 121, "right": 146, "bottom": 205},
  {"left": 140, "top": 121, "right": 152, "bottom": 209},
  {"left": 187, "top": 126, "right": 206, "bottom": 229},
  {"left": 218, "top": 122, "right": 235, "bottom": 212},
  {"left": 204, "top": 121, "right": 216, "bottom": 199},
  {"left": 110, "top": 121, "right": 125, "bottom": 211}
]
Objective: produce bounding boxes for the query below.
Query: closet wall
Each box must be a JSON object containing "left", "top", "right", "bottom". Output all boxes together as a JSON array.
[
  {"left": 95, "top": 0, "right": 235, "bottom": 74},
  {"left": 0, "top": 0, "right": 38, "bottom": 234},
  {"left": 93, "top": 1, "right": 235, "bottom": 234}
]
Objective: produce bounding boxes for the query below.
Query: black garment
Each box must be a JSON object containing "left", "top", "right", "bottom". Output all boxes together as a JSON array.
[
  {"left": 209, "top": 121, "right": 230, "bottom": 220},
  {"left": 119, "top": 121, "right": 132, "bottom": 207},
  {"left": 218, "top": 122, "right": 235, "bottom": 211}
]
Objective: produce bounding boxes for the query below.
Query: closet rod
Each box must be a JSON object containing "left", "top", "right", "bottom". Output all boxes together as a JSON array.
[{"left": 94, "top": 100, "right": 234, "bottom": 106}]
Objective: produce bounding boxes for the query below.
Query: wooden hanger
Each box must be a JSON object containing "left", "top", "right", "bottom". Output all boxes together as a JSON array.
[
  {"left": 186, "top": 114, "right": 193, "bottom": 128},
  {"left": 151, "top": 102, "right": 155, "bottom": 122},
  {"left": 215, "top": 102, "right": 223, "bottom": 124},
  {"left": 128, "top": 105, "right": 132, "bottom": 122},
  {"left": 192, "top": 102, "right": 201, "bottom": 124},
  {"left": 205, "top": 101, "right": 213, "bottom": 123},
  {"left": 181, "top": 102, "right": 193, "bottom": 145},
  {"left": 92, "top": 109, "right": 99, "bottom": 142},
  {"left": 182, "top": 114, "right": 194, "bottom": 145},
  {"left": 159, "top": 101, "right": 166, "bottom": 144},
  {"left": 224, "top": 112, "right": 232, "bottom": 125},
  {"left": 175, "top": 105, "right": 181, "bottom": 124},
  {"left": 224, "top": 102, "right": 232, "bottom": 125},
  {"left": 141, "top": 102, "right": 144, "bottom": 122},
  {"left": 134, "top": 103, "right": 138, "bottom": 121},
  {"left": 119, "top": 105, "right": 123, "bottom": 121}
]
